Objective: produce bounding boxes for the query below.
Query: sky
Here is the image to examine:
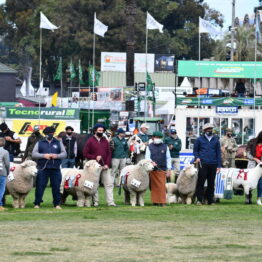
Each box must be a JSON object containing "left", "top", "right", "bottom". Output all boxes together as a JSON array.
[{"left": 205, "top": 0, "right": 259, "bottom": 28}]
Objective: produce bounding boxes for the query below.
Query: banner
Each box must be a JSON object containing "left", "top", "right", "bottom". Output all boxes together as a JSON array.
[
  {"left": 6, "top": 107, "right": 80, "bottom": 119},
  {"left": 155, "top": 54, "right": 175, "bottom": 72},
  {"left": 12, "top": 119, "right": 66, "bottom": 137},
  {"left": 176, "top": 97, "right": 262, "bottom": 107},
  {"left": 178, "top": 61, "right": 262, "bottom": 79}
]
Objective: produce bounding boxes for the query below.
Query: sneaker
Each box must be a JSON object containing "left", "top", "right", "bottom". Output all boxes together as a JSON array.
[
  {"left": 257, "top": 199, "right": 262, "bottom": 206},
  {"left": 108, "top": 203, "right": 117, "bottom": 207},
  {"left": 34, "top": 205, "right": 40, "bottom": 209},
  {"left": 54, "top": 205, "right": 62, "bottom": 210},
  {"left": 0, "top": 206, "right": 6, "bottom": 211},
  {"left": 196, "top": 201, "right": 202, "bottom": 206}
]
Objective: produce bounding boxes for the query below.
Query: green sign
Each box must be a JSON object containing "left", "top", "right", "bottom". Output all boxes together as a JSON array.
[
  {"left": 178, "top": 61, "right": 262, "bottom": 79},
  {"left": 6, "top": 107, "right": 80, "bottom": 120},
  {"left": 176, "top": 97, "right": 262, "bottom": 107}
]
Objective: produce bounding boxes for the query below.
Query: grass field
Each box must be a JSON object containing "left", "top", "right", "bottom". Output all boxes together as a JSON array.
[{"left": 1, "top": 187, "right": 262, "bottom": 262}]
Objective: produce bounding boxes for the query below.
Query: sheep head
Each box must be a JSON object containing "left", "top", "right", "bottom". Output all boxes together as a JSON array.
[
  {"left": 138, "top": 159, "right": 155, "bottom": 172},
  {"left": 20, "top": 160, "right": 38, "bottom": 177},
  {"left": 83, "top": 160, "right": 101, "bottom": 174},
  {"left": 183, "top": 164, "right": 198, "bottom": 178}
]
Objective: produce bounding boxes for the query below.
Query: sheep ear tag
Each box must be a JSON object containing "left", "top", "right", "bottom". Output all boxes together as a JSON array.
[
  {"left": 84, "top": 180, "right": 94, "bottom": 189},
  {"left": 7, "top": 172, "right": 15, "bottom": 182},
  {"left": 131, "top": 178, "right": 141, "bottom": 188},
  {"left": 74, "top": 174, "right": 81, "bottom": 186}
]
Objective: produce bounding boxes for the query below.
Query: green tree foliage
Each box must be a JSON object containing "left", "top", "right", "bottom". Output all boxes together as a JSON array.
[{"left": 0, "top": 0, "right": 223, "bottom": 82}]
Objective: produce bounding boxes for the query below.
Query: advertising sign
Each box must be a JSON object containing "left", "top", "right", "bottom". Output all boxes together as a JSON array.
[
  {"left": 12, "top": 120, "right": 66, "bottom": 137},
  {"left": 6, "top": 107, "right": 80, "bottom": 120},
  {"left": 155, "top": 54, "right": 175, "bottom": 72},
  {"left": 179, "top": 152, "right": 194, "bottom": 170},
  {"left": 178, "top": 60, "right": 262, "bottom": 78},
  {"left": 101, "top": 52, "right": 155, "bottom": 72},
  {"left": 216, "top": 106, "right": 238, "bottom": 114}
]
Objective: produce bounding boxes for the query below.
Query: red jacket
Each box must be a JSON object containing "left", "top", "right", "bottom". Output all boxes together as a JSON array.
[{"left": 83, "top": 136, "right": 111, "bottom": 167}]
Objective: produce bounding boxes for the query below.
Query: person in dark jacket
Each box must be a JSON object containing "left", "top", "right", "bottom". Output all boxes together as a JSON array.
[
  {"left": 0, "top": 122, "right": 21, "bottom": 162},
  {"left": 193, "top": 123, "right": 222, "bottom": 205},
  {"left": 83, "top": 124, "right": 116, "bottom": 207},
  {"left": 23, "top": 125, "right": 44, "bottom": 160},
  {"left": 145, "top": 131, "right": 171, "bottom": 206},
  {"left": 164, "top": 129, "right": 182, "bottom": 182},
  {"left": 61, "top": 126, "right": 77, "bottom": 168},
  {"left": 32, "top": 126, "right": 66, "bottom": 209},
  {"left": 111, "top": 128, "right": 129, "bottom": 186},
  {"left": 235, "top": 80, "right": 246, "bottom": 97}
]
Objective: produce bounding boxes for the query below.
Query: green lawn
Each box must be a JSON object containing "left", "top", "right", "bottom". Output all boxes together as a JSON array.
[{"left": 1, "top": 187, "right": 262, "bottom": 262}]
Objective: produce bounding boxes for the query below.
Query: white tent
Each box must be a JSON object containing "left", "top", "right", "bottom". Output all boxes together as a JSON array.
[{"left": 180, "top": 77, "right": 192, "bottom": 88}]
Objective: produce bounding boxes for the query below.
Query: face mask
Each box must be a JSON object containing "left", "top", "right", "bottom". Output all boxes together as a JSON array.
[
  {"left": 67, "top": 132, "right": 72, "bottom": 136},
  {"left": 206, "top": 131, "right": 213, "bottom": 137},
  {"left": 46, "top": 134, "right": 54, "bottom": 140},
  {"left": 96, "top": 132, "right": 103, "bottom": 138},
  {"left": 153, "top": 138, "right": 162, "bottom": 144}
]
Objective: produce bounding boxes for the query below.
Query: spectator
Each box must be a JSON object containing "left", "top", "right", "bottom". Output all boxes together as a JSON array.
[
  {"left": 83, "top": 124, "right": 116, "bottom": 207},
  {"left": 32, "top": 126, "right": 66, "bottom": 209},
  {"left": 145, "top": 131, "right": 171, "bottom": 206},
  {"left": 164, "top": 129, "right": 182, "bottom": 182},
  {"left": 235, "top": 80, "right": 246, "bottom": 97},
  {"left": 0, "top": 122, "right": 21, "bottom": 162},
  {"left": 111, "top": 128, "right": 129, "bottom": 186},
  {"left": 23, "top": 125, "right": 44, "bottom": 161},
  {"left": 220, "top": 128, "right": 238, "bottom": 168},
  {"left": 0, "top": 138, "right": 10, "bottom": 211},
  {"left": 246, "top": 131, "right": 262, "bottom": 205},
  {"left": 193, "top": 123, "right": 222, "bottom": 205},
  {"left": 61, "top": 126, "right": 77, "bottom": 168}
]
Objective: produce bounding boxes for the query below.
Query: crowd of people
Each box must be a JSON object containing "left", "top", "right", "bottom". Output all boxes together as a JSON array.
[{"left": 0, "top": 120, "right": 261, "bottom": 210}]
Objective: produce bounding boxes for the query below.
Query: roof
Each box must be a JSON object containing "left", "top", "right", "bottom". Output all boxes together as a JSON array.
[{"left": 0, "top": 62, "right": 17, "bottom": 74}]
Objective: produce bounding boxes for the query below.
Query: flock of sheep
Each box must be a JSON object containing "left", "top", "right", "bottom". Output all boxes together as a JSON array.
[{"left": 4, "top": 158, "right": 262, "bottom": 208}]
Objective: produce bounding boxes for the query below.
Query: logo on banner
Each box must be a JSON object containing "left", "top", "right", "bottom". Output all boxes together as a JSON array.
[
  {"left": 244, "top": 99, "right": 254, "bottom": 105},
  {"left": 216, "top": 106, "right": 238, "bottom": 114},
  {"left": 202, "top": 99, "right": 213, "bottom": 104},
  {"left": 181, "top": 99, "right": 192, "bottom": 104},
  {"left": 179, "top": 152, "right": 194, "bottom": 170},
  {"left": 223, "top": 98, "right": 234, "bottom": 104}
]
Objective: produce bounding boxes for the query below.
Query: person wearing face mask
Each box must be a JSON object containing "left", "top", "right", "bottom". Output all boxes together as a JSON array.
[
  {"left": 111, "top": 128, "right": 129, "bottom": 186},
  {"left": 145, "top": 131, "right": 172, "bottom": 206},
  {"left": 220, "top": 128, "right": 238, "bottom": 168},
  {"left": 32, "top": 126, "right": 66, "bottom": 209},
  {"left": 83, "top": 124, "right": 116, "bottom": 207},
  {"left": 23, "top": 125, "right": 44, "bottom": 161},
  {"left": 61, "top": 126, "right": 77, "bottom": 168},
  {"left": 164, "top": 129, "right": 181, "bottom": 182},
  {"left": 193, "top": 123, "right": 222, "bottom": 205},
  {"left": 135, "top": 123, "right": 150, "bottom": 163}
]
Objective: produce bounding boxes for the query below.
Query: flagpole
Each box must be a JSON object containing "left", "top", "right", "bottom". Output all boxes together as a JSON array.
[
  {"left": 38, "top": 28, "right": 42, "bottom": 125},
  {"left": 197, "top": 17, "right": 201, "bottom": 137},
  {"left": 254, "top": 14, "right": 258, "bottom": 137},
  {"left": 92, "top": 13, "right": 96, "bottom": 128},
  {"left": 144, "top": 27, "right": 148, "bottom": 123},
  {"left": 60, "top": 57, "right": 63, "bottom": 107}
]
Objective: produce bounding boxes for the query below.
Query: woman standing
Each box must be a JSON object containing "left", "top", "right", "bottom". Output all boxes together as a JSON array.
[{"left": 246, "top": 131, "right": 262, "bottom": 205}]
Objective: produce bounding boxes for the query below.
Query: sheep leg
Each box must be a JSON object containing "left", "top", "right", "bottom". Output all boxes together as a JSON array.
[
  {"left": 130, "top": 190, "right": 137, "bottom": 207},
  {"left": 19, "top": 195, "right": 26, "bottom": 208},
  {"left": 60, "top": 191, "right": 69, "bottom": 205},
  {"left": 124, "top": 188, "right": 130, "bottom": 205},
  {"left": 12, "top": 197, "right": 19, "bottom": 208},
  {"left": 76, "top": 191, "right": 85, "bottom": 207},
  {"left": 85, "top": 196, "right": 92, "bottom": 207},
  {"left": 138, "top": 192, "right": 145, "bottom": 207},
  {"left": 244, "top": 186, "right": 252, "bottom": 204},
  {"left": 186, "top": 197, "right": 192, "bottom": 205}
]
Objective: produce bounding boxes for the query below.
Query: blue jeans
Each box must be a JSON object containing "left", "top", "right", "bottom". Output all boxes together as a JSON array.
[
  {"left": 34, "top": 169, "right": 62, "bottom": 207},
  {"left": 9, "top": 154, "right": 14, "bottom": 162},
  {"left": 0, "top": 176, "right": 6, "bottom": 206},
  {"left": 257, "top": 177, "right": 262, "bottom": 198},
  {"left": 61, "top": 159, "right": 75, "bottom": 168}
]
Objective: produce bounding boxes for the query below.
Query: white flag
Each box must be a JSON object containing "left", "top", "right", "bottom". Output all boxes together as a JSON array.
[
  {"left": 36, "top": 79, "right": 45, "bottom": 96},
  {"left": 199, "top": 17, "right": 221, "bottom": 36},
  {"left": 40, "top": 12, "right": 58, "bottom": 31},
  {"left": 146, "top": 12, "right": 163, "bottom": 33},
  {"left": 256, "top": 11, "right": 262, "bottom": 43},
  {"left": 20, "top": 80, "right": 34, "bottom": 96},
  {"left": 94, "top": 13, "right": 108, "bottom": 37}
]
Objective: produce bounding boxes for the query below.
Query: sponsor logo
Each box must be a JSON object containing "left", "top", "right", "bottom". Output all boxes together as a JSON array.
[
  {"left": 216, "top": 106, "right": 238, "bottom": 114},
  {"left": 243, "top": 99, "right": 254, "bottom": 105},
  {"left": 223, "top": 98, "right": 234, "bottom": 104},
  {"left": 181, "top": 99, "right": 192, "bottom": 104},
  {"left": 179, "top": 153, "right": 194, "bottom": 170},
  {"left": 202, "top": 99, "right": 213, "bottom": 104}
]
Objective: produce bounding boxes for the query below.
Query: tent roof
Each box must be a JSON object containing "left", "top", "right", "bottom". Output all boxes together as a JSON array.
[{"left": 180, "top": 77, "right": 192, "bottom": 88}]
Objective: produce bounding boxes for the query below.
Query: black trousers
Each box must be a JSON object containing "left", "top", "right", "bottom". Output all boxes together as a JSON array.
[{"left": 196, "top": 164, "right": 217, "bottom": 204}]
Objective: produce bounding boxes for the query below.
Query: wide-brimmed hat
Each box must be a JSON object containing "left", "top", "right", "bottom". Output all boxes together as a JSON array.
[
  {"left": 203, "top": 123, "right": 214, "bottom": 130},
  {"left": 140, "top": 123, "right": 149, "bottom": 129}
]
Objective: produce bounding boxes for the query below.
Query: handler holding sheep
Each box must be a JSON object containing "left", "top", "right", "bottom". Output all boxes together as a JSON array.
[
  {"left": 83, "top": 124, "right": 116, "bottom": 207},
  {"left": 193, "top": 123, "right": 222, "bottom": 205},
  {"left": 32, "top": 126, "right": 66, "bottom": 209},
  {"left": 145, "top": 131, "right": 172, "bottom": 206}
]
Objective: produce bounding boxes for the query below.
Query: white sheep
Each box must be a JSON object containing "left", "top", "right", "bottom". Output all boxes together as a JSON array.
[
  {"left": 120, "top": 159, "right": 154, "bottom": 206},
  {"left": 165, "top": 183, "right": 178, "bottom": 204},
  {"left": 60, "top": 160, "right": 101, "bottom": 207},
  {"left": 176, "top": 164, "right": 198, "bottom": 204},
  {"left": 5, "top": 160, "right": 37, "bottom": 208},
  {"left": 230, "top": 163, "right": 262, "bottom": 204}
]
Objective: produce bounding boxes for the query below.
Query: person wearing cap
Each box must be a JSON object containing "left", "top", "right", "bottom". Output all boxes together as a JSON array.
[
  {"left": 193, "top": 123, "right": 222, "bottom": 205},
  {"left": 111, "top": 128, "right": 129, "bottom": 186},
  {"left": 220, "top": 128, "right": 238, "bottom": 168},
  {"left": 0, "top": 122, "right": 21, "bottom": 162},
  {"left": 145, "top": 131, "right": 172, "bottom": 206},
  {"left": 23, "top": 125, "right": 44, "bottom": 161},
  {"left": 164, "top": 129, "right": 182, "bottom": 182},
  {"left": 32, "top": 126, "right": 66, "bottom": 209},
  {"left": 83, "top": 123, "right": 116, "bottom": 207},
  {"left": 61, "top": 126, "right": 77, "bottom": 168}
]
